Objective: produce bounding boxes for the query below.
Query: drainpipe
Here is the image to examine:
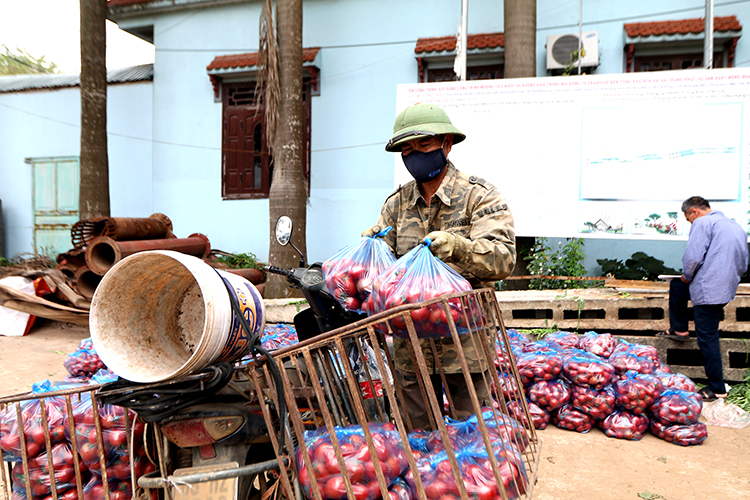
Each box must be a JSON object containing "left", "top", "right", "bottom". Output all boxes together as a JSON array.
[
  {"left": 705, "top": 0, "right": 714, "bottom": 69},
  {"left": 75, "top": 265, "right": 102, "bottom": 300}
]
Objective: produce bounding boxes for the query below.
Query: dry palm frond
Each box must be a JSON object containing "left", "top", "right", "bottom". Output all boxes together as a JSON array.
[
  {"left": 256, "top": 0, "right": 280, "bottom": 154},
  {"left": 0, "top": 254, "right": 56, "bottom": 279}
]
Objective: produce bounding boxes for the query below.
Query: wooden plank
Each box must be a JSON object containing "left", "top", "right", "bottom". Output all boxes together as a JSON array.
[{"left": 505, "top": 275, "right": 750, "bottom": 295}]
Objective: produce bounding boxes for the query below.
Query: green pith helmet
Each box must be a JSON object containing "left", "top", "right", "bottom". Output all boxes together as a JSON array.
[{"left": 385, "top": 103, "right": 466, "bottom": 152}]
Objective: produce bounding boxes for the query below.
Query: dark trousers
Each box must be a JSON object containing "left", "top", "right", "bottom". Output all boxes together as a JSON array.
[
  {"left": 669, "top": 279, "right": 726, "bottom": 394},
  {"left": 397, "top": 370, "right": 490, "bottom": 431}
]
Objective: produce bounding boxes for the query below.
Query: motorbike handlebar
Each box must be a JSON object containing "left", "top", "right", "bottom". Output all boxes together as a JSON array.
[{"left": 266, "top": 265, "right": 291, "bottom": 277}]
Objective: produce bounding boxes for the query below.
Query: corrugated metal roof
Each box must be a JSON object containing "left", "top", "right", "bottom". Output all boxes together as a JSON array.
[{"left": 0, "top": 64, "right": 153, "bottom": 93}]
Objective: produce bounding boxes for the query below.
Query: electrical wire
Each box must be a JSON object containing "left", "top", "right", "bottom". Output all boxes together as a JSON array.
[
  {"left": 95, "top": 271, "right": 291, "bottom": 458},
  {"left": 96, "top": 363, "right": 235, "bottom": 423},
  {"left": 216, "top": 271, "right": 289, "bottom": 456}
]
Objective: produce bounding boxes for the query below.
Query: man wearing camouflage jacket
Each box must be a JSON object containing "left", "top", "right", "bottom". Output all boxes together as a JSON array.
[{"left": 363, "top": 103, "right": 516, "bottom": 430}]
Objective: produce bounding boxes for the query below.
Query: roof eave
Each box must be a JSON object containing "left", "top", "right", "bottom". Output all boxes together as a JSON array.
[
  {"left": 415, "top": 46, "right": 504, "bottom": 59},
  {"left": 208, "top": 59, "right": 318, "bottom": 78},
  {"left": 108, "top": 0, "right": 253, "bottom": 20},
  {"left": 626, "top": 29, "right": 742, "bottom": 44},
  {"left": 207, "top": 51, "right": 320, "bottom": 79}
]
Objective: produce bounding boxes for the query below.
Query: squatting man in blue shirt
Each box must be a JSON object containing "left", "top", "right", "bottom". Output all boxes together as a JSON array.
[{"left": 656, "top": 196, "right": 748, "bottom": 400}]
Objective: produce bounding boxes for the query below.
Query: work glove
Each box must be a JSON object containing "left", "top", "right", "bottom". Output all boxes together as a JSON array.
[
  {"left": 424, "top": 231, "right": 457, "bottom": 262},
  {"left": 362, "top": 225, "right": 381, "bottom": 238}
]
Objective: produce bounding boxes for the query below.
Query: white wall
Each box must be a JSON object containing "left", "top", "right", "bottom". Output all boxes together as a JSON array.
[{"left": 136, "top": 0, "right": 750, "bottom": 272}]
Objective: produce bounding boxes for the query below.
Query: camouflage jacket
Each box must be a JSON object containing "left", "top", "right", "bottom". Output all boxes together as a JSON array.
[{"left": 372, "top": 162, "right": 516, "bottom": 373}]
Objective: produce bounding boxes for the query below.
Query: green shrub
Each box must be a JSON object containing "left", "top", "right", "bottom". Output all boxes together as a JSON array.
[
  {"left": 597, "top": 251, "right": 678, "bottom": 281},
  {"left": 524, "top": 237, "right": 594, "bottom": 290},
  {"left": 213, "top": 252, "right": 266, "bottom": 270}
]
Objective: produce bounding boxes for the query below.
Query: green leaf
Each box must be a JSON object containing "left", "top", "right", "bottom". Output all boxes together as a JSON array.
[
  {"left": 638, "top": 493, "right": 666, "bottom": 500},
  {"left": 0, "top": 45, "right": 59, "bottom": 75},
  {"left": 213, "top": 252, "right": 266, "bottom": 270}
]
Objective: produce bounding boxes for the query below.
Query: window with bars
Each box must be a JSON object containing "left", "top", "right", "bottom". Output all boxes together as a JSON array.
[
  {"left": 427, "top": 64, "right": 503, "bottom": 82},
  {"left": 635, "top": 52, "right": 724, "bottom": 72},
  {"left": 221, "top": 82, "right": 311, "bottom": 199}
]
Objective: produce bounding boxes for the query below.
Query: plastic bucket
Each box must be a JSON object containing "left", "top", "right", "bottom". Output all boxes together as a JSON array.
[{"left": 90, "top": 250, "right": 265, "bottom": 383}]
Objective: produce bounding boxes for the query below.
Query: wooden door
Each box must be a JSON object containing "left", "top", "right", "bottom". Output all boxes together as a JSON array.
[{"left": 29, "top": 156, "right": 79, "bottom": 257}]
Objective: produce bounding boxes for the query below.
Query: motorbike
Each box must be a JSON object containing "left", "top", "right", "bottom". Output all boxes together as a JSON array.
[{"left": 97, "top": 216, "right": 374, "bottom": 500}]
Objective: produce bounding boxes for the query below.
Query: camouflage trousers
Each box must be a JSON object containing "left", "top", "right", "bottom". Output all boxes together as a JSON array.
[{"left": 396, "top": 369, "right": 490, "bottom": 432}]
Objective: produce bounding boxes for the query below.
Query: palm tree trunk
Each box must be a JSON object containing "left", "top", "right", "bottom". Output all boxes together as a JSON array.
[
  {"left": 503, "top": 0, "right": 536, "bottom": 289},
  {"left": 79, "top": 0, "right": 110, "bottom": 219},
  {"left": 504, "top": 0, "right": 537, "bottom": 79},
  {"left": 266, "top": 0, "right": 307, "bottom": 298}
]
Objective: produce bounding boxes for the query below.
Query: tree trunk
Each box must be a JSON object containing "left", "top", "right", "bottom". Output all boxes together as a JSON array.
[
  {"left": 266, "top": 0, "right": 306, "bottom": 299},
  {"left": 503, "top": 0, "right": 536, "bottom": 289},
  {"left": 504, "top": 0, "right": 537, "bottom": 79},
  {"left": 79, "top": 0, "right": 110, "bottom": 219}
]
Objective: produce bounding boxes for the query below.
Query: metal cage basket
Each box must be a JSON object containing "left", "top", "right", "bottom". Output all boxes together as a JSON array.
[
  {"left": 240, "top": 288, "right": 541, "bottom": 500},
  {"left": 0, "top": 383, "right": 155, "bottom": 500}
]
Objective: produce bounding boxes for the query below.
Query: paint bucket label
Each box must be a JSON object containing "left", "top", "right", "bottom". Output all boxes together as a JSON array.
[{"left": 216, "top": 275, "right": 265, "bottom": 363}]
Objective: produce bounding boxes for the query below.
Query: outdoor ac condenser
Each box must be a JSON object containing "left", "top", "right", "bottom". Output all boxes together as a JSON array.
[{"left": 546, "top": 32, "right": 599, "bottom": 70}]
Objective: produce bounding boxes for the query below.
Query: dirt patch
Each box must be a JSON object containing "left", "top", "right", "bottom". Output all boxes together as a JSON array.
[
  {"left": 0, "top": 319, "right": 89, "bottom": 396},
  {"left": 1, "top": 320, "right": 749, "bottom": 500}
]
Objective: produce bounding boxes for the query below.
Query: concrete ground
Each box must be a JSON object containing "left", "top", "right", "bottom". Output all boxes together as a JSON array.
[{"left": 1, "top": 320, "right": 748, "bottom": 500}]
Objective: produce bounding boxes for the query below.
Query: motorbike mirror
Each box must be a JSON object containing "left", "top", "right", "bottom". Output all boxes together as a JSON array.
[{"left": 275, "top": 216, "right": 293, "bottom": 246}]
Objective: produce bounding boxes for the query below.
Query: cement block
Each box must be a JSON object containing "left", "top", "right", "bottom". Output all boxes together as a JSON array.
[
  {"left": 495, "top": 289, "right": 750, "bottom": 335},
  {"left": 263, "top": 298, "right": 309, "bottom": 324},
  {"left": 618, "top": 335, "right": 749, "bottom": 384}
]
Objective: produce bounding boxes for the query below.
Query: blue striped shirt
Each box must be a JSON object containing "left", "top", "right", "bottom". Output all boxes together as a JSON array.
[{"left": 683, "top": 210, "right": 748, "bottom": 305}]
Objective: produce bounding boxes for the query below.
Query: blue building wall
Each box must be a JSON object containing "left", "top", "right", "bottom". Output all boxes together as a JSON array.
[
  {"left": 0, "top": 82, "right": 153, "bottom": 259},
  {"left": 3, "top": 0, "right": 748, "bottom": 276}
]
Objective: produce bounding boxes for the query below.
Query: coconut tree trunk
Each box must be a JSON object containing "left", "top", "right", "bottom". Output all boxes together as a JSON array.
[
  {"left": 504, "top": 0, "right": 536, "bottom": 79},
  {"left": 266, "top": 0, "right": 306, "bottom": 299},
  {"left": 79, "top": 0, "right": 110, "bottom": 219}
]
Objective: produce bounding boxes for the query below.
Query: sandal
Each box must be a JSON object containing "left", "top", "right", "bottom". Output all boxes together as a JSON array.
[
  {"left": 697, "top": 387, "right": 726, "bottom": 402},
  {"left": 655, "top": 329, "right": 690, "bottom": 342}
]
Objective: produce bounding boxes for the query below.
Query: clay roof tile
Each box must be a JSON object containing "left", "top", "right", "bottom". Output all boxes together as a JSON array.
[
  {"left": 624, "top": 15, "right": 741, "bottom": 38},
  {"left": 207, "top": 48, "right": 320, "bottom": 71},
  {"left": 415, "top": 32, "right": 504, "bottom": 54}
]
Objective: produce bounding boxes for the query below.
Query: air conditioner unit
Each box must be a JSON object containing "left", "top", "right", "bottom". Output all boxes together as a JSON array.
[{"left": 546, "top": 32, "right": 599, "bottom": 70}]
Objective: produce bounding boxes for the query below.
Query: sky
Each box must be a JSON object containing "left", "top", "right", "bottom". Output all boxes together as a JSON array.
[{"left": 0, "top": 0, "right": 155, "bottom": 73}]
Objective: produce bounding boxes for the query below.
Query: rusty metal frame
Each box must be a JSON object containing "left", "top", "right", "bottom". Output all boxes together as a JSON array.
[
  {"left": 0, "top": 289, "right": 540, "bottom": 500},
  {"left": 240, "top": 288, "right": 540, "bottom": 500},
  {"left": 0, "top": 384, "right": 153, "bottom": 500}
]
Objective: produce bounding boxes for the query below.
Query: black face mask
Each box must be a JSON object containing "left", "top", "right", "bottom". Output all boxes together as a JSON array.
[{"left": 402, "top": 147, "right": 447, "bottom": 183}]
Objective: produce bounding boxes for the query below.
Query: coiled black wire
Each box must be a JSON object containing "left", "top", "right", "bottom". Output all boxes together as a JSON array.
[
  {"left": 97, "top": 270, "right": 289, "bottom": 457},
  {"left": 217, "top": 272, "right": 288, "bottom": 455},
  {"left": 97, "top": 363, "right": 235, "bottom": 423}
]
